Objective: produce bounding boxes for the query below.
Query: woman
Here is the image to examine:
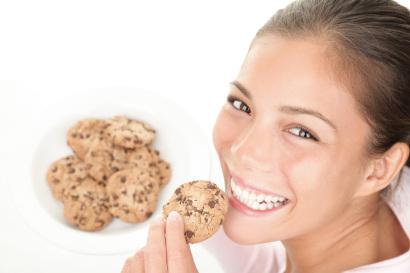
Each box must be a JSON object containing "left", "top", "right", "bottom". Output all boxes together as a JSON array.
[{"left": 121, "top": 0, "right": 410, "bottom": 272}]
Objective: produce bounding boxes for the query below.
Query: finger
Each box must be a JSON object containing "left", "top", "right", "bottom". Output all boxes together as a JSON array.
[
  {"left": 165, "top": 211, "right": 196, "bottom": 273},
  {"left": 121, "top": 257, "right": 132, "bottom": 273},
  {"left": 130, "top": 250, "right": 145, "bottom": 273},
  {"left": 144, "top": 216, "right": 167, "bottom": 273}
]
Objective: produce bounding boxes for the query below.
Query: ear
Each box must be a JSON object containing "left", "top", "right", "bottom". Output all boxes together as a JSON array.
[{"left": 354, "top": 142, "right": 410, "bottom": 198}]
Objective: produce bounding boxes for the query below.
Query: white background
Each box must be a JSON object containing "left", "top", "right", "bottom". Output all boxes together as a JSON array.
[{"left": 1, "top": 0, "right": 409, "bottom": 273}]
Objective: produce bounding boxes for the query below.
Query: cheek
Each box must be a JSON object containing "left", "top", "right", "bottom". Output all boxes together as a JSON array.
[
  {"left": 212, "top": 107, "right": 245, "bottom": 152},
  {"left": 286, "top": 164, "right": 362, "bottom": 236}
]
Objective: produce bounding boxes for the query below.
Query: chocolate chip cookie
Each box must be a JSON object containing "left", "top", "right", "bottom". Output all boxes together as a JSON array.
[
  {"left": 46, "top": 155, "right": 89, "bottom": 201},
  {"left": 62, "top": 178, "right": 112, "bottom": 231},
  {"left": 67, "top": 119, "right": 108, "bottom": 160},
  {"left": 106, "top": 167, "right": 160, "bottom": 223},
  {"left": 162, "top": 180, "right": 228, "bottom": 243},
  {"left": 105, "top": 116, "right": 156, "bottom": 149},
  {"left": 111, "top": 146, "right": 171, "bottom": 188},
  {"left": 111, "top": 145, "right": 155, "bottom": 171},
  {"left": 147, "top": 148, "right": 171, "bottom": 188},
  {"left": 83, "top": 138, "right": 115, "bottom": 184}
]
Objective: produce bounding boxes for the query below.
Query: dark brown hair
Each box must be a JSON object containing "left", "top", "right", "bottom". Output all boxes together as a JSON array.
[{"left": 252, "top": 0, "right": 410, "bottom": 178}]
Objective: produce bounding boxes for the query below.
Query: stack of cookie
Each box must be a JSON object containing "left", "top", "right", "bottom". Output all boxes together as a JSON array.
[{"left": 46, "top": 116, "right": 171, "bottom": 231}]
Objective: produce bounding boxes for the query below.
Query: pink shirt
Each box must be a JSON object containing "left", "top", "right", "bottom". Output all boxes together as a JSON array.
[{"left": 203, "top": 166, "right": 410, "bottom": 273}]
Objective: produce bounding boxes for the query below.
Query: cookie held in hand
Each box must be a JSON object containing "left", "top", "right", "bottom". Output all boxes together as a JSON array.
[{"left": 162, "top": 180, "right": 228, "bottom": 243}]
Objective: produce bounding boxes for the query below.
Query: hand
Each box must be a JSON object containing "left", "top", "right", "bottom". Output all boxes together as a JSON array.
[{"left": 121, "top": 211, "right": 199, "bottom": 273}]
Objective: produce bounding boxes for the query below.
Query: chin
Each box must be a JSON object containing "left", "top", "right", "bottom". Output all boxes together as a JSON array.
[
  {"left": 223, "top": 222, "right": 256, "bottom": 245},
  {"left": 222, "top": 213, "right": 266, "bottom": 245}
]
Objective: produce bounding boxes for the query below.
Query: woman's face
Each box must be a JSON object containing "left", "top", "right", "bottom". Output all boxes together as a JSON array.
[{"left": 212, "top": 35, "right": 372, "bottom": 244}]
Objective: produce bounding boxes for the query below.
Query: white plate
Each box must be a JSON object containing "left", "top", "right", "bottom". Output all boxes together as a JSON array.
[{"left": 8, "top": 87, "right": 211, "bottom": 255}]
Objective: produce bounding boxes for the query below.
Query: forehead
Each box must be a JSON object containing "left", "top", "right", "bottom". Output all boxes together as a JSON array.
[{"left": 240, "top": 35, "right": 340, "bottom": 98}]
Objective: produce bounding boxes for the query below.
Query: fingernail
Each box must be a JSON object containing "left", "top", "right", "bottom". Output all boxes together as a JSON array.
[{"left": 167, "top": 210, "right": 181, "bottom": 223}]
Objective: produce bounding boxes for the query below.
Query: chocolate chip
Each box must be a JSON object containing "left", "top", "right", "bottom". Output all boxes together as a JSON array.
[
  {"left": 52, "top": 166, "right": 58, "bottom": 172},
  {"left": 121, "top": 176, "right": 127, "bottom": 183},
  {"left": 68, "top": 168, "right": 75, "bottom": 174},
  {"left": 208, "top": 201, "right": 216, "bottom": 208},
  {"left": 146, "top": 212, "right": 152, "bottom": 218},
  {"left": 184, "top": 230, "right": 194, "bottom": 239},
  {"left": 175, "top": 188, "right": 181, "bottom": 195},
  {"left": 79, "top": 216, "right": 87, "bottom": 225}
]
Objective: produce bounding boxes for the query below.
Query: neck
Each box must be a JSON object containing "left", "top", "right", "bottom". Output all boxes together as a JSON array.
[{"left": 282, "top": 195, "right": 409, "bottom": 273}]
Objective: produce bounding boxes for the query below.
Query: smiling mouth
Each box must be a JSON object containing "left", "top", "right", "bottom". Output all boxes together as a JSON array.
[{"left": 229, "top": 177, "right": 290, "bottom": 212}]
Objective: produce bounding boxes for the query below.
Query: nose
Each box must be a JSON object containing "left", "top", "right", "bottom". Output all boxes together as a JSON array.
[{"left": 230, "top": 121, "right": 275, "bottom": 173}]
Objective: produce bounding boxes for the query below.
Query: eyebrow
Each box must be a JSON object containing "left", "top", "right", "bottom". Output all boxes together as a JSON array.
[{"left": 229, "top": 80, "right": 338, "bottom": 132}]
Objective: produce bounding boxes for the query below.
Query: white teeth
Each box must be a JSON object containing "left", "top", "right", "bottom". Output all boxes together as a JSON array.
[
  {"left": 230, "top": 178, "right": 288, "bottom": 211},
  {"left": 251, "top": 202, "right": 259, "bottom": 210},
  {"left": 243, "top": 190, "right": 250, "bottom": 200},
  {"left": 257, "top": 194, "right": 265, "bottom": 203},
  {"left": 237, "top": 187, "right": 242, "bottom": 196},
  {"left": 249, "top": 192, "right": 256, "bottom": 201},
  {"left": 265, "top": 195, "right": 272, "bottom": 203},
  {"left": 259, "top": 203, "right": 267, "bottom": 210}
]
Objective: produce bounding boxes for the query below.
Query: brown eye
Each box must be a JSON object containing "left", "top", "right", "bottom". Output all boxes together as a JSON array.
[
  {"left": 288, "top": 127, "right": 318, "bottom": 142},
  {"left": 227, "top": 95, "right": 251, "bottom": 114}
]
